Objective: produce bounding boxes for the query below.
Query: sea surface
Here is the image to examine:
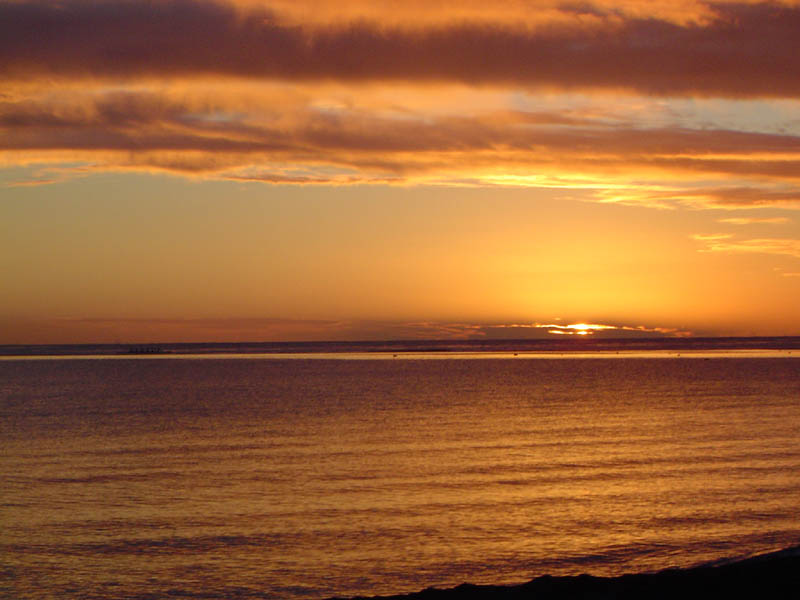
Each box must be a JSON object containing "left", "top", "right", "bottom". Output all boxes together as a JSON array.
[{"left": 2, "top": 349, "right": 800, "bottom": 599}]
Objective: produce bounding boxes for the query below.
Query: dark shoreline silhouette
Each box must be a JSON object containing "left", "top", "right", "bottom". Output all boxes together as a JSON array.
[
  {"left": 2, "top": 336, "right": 800, "bottom": 356},
  {"left": 332, "top": 545, "right": 800, "bottom": 600}
]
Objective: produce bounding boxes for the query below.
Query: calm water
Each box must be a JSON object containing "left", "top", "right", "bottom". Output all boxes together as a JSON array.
[{"left": 2, "top": 355, "right": 800, "bottom": 599}]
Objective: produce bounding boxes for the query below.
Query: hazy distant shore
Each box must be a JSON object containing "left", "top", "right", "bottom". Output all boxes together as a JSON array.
[
  {"left": 335, "top": 545, "right": 800, "bottom": 600},
  {"left": 2, "top": 336, "right": 800, "bottom": 357}
]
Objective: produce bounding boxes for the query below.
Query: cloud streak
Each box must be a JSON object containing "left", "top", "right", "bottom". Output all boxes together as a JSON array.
[
  {"left": 718, "top": 217, "right": 791, "bottom": 225},
  {"left": 0, "top": 316, "right": 693, "bottom": 344},
  {"left": 693, "top": 234, "right": 800, "bottom": 258},
  {"left": 488, "top": 322, "right": 690, "bottom": 336},
  {"left": 4, "top": 88, "right": 800, "bottom": 208},
  {"left": 2, "top": 1, "right": 800, "bottom": 97}
]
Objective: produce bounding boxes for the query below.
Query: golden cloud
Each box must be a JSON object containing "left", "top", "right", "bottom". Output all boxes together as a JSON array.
[
  {"left": 718, "top": 217, "right": 791, "bottom": 225},
  {"left": 693, "top": 235, "right": 800, "bottom": 257},
  {"left": 3, "top": 86, "right": 800, "bottom": 211}
]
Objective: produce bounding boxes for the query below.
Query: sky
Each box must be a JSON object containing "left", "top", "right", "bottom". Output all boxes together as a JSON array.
[{"left": 2, "top": 0, "right": 800, "bottom": 343}]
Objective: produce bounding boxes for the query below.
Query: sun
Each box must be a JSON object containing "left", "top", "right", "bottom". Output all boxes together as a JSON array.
[
  {"left": 546, "top": 323, "right": 618, "bottom": 336},
  {"left": 568, "top": 323, "right": 591, "bottom": 335}
]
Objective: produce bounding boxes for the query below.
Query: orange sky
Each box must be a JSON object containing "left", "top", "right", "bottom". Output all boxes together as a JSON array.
[{"left": 2, "top": 0, "right": 800, "bottom": 343}]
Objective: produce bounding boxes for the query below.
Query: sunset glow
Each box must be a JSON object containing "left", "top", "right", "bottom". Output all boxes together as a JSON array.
[
  {"left": 551, "top": 325, "right": 605, "bottom": 336},
  {"left": 2, "top": 0, "right": 800, "bottom": 343},
  {"left": 4, "top": 9, "right": 800, "bottom": 596}
]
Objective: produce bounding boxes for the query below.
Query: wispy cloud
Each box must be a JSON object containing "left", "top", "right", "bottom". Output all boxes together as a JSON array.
[
  {"left": 4, "top": 88, "right": 800, "bottom": 209},
  {"left": 718, "top": 217, "right": 791, "bottom": 225},
  {"left": 693, "top": 235, "right": 800, "bottom": 258},
  {"left": 615, "top": 187, "right": 800, "bottom": 209},
  {"left": 692, "top": 233, "right": 734, "bottom": 242},
  {"left": 474, "top": 322, "right": 691, "bottom": 337}
]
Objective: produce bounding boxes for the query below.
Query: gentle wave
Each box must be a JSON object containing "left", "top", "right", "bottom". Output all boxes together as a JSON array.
[{"left": 3, "top": 357, "right": 800, "bottom": 599}]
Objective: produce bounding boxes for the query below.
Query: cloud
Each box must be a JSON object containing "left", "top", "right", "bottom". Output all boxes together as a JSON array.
[
  {"left": 692, "top": 233, "right": 734, "bottom": 241},
  {"left": 2, "top": 1, "right": 800, "bottom": 97},
  {"left": 222, "top": 0, "right": 727, "bottom": 28},
  {"left": 485, "top": 322, "right": 691, "bottom": 336},
  {"left": 718, "top": 216, "right": 791, "bottom": 225},
  {"left": 6, "top": 177, "right": 62, "bottom": 187},
  {"left": 493, "top": 322, "right": 617, "bottom": 335},
  {"left": 693, "top": 235, "right": 800, "bottom": 257},
  {"left": 357, "top": 320, "right": 697, "bottom": 339},
  {"left": 597, "top": 185, "right": 800, "bottom": 209},
  {"left": 5, "top": 88, "right": 800, "bottom": 210},
  {"left": 0, "top": 316, "right": 692, "bottom": 344},
  {"left": 4, "top": 2, "right": 800, "bottom": 212}
]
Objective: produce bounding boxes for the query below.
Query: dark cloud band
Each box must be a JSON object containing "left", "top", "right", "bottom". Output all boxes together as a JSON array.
[{"left": 2, "top": 0, "right": 800, "bottom": 97}]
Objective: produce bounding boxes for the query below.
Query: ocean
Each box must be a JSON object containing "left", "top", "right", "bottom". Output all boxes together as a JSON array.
[{"left": 2, "top": 348, "right": 800, "bottom": 599}]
